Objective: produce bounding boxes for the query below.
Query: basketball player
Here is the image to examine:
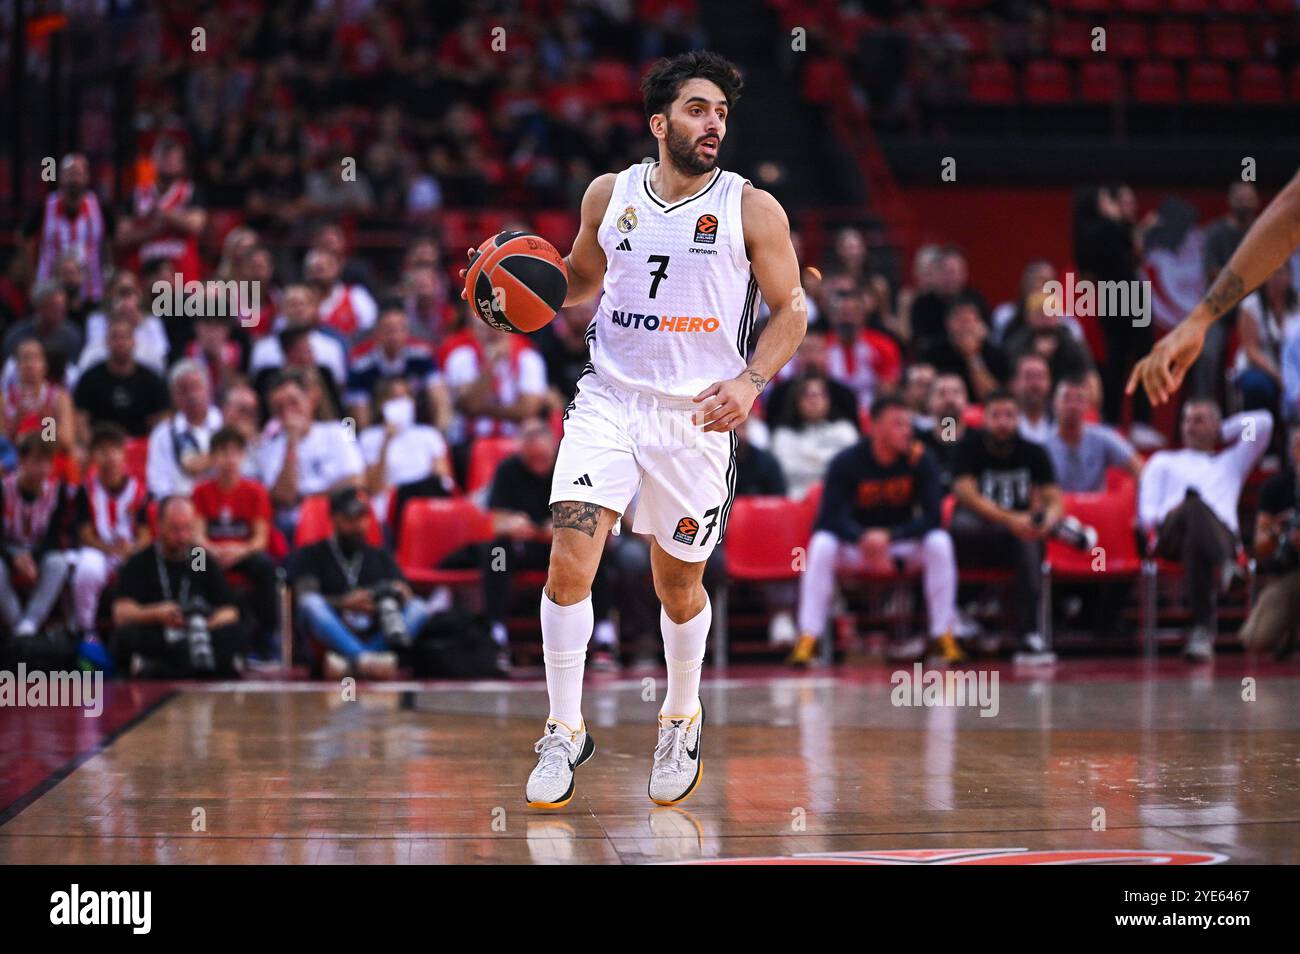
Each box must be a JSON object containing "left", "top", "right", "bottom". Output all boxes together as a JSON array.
[
  {"left": 1128, "top": 167, "right": 1300, "bottom": 405},
  {"left": 463, "top": 52, "right": 804, "bottom": 807}
]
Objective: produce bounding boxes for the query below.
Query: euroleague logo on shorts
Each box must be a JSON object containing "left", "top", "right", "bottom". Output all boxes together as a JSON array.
[
  {"left": 610, "top": 310, "right": 720, "bottom": 333},
  {"left": 673, "top": 516, "right": 699, "bottom": 545}
]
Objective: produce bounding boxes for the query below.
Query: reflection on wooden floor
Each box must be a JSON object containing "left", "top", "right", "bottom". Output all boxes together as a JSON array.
[{"left": 1, "top": 662, "right": 1297, "bottom": 864}]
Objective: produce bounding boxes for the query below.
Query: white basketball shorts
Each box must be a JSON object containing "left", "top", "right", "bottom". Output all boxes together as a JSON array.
[{"left": 549, "top": 370, "right": 737, "bottom": 563}]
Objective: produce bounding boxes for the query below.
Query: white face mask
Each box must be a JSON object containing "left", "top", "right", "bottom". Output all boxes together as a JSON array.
[{"left": 382, "top": 396, "right": 415, "bottom": 430}]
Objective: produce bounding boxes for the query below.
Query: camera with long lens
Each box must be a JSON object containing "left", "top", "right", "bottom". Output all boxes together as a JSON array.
[
  {"left": 370, "top": 582, "right": 409, "bottom": 647},
  {"left": 182, "top": 595, "right": 215, "bottom": 672}
]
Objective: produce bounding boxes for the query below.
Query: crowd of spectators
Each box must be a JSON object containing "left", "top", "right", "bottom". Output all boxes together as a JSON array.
[{"left": 1, "top": 1, "right": 1293, "bottom": 675}]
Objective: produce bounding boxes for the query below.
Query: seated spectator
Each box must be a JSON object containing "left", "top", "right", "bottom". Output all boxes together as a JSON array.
[
  {"left": 771, "top": 375, "right": 860, "bottom": 500},
  {"left": 111, "top": 496, "right": 244, "bottom": 678},
  {"left": 0, "top": 434, "right": 73, "bottom": 638},
  {"left": 764, "top": 332, "right": 859, "bottom": 432},
  {"left": 1003, "top": 289, "right": 1097, "bottom": 401},
  {"left": 921, "top": 299, "right": 1007, "bottom": 404},
  {"left": 1241, "top": 427, "right": 1300, "bottom": 657},
  {"left": 1280, "top": 326, "right": 1300, "bottom": 423},
  {"left": 901, "top": 362, "right": 937, "bottom": 425},
  {"left": 1233, "top": 263, "right": 1300, "bottom": 413},
  {"left": 443, "top": 316, "right": 549, "bottom": 471},
  {"left": 442, "top": 418, "right": 615, "bottom": 667},
  {"left": 184, "top": 312, "right": 245, "bottom": 403},
  {"left": 990, "top": 260, "right": 1056, "bottom": 345},
  {"left": 535, "top": 301, "right": 599, "bottom": 412},
  {"left": 249, "top": 283, "right": 347, "bottom": 389},
  {"left": 193, "top": 427, "right": 279, "bottom": 658},
  {"left": 950, "top": 390, "right": 1063, "bottom": 655},
  {"left": 359, "top": 376, "right": 453, "bottom": 524},
  {"left": 146, "top": 359, "right": 222, "bottom": 497},
  {"left": 1, "top": 339, "right": 76, "bottom": 456},
  {"left": 306, "top": 246, "right": 378, "bottom": 339},
  {"left": 1139, "top": 401, "right": 1272, "bottom": 661},
  {"left": 907, "top": 246, "right": 988, "bottom": 357},
  {"left": 71, "top": 425, "right": 151, "bottom": 647},
  {"left": 288, "top": 487, "right": 432, "bottom": 680},
  {"left": 1045, "top": 375, "right": 1142, "bottom": 493},
  {"left": 257, "top": 325, "right": 344, "bottom": 420},
  {"left": 255, "top": 371, "right": 363, "bottom": 536},
  {"left": 789, "top": 395, "right": 959, "bottom": 666},
  {"left": 1012, "top": 352, "right": 1054, "bottom": 444},
  {"left": 75, "top": 276, "right": 169, "bottom": 376},
  {"left": 73, "top": 311, "right": 171, "bottom": 439},
  {"left": 821, "top": 273, "right": 901, "bottom": 410},
  {"left": 346, "top": 304, "right": 448, "bottom": 432},
  {"left": 2, "top": 280, "right": 82, "bottom": 373},
  {"left": 915, "top": 372, "right": 968, "bottom": 493}
]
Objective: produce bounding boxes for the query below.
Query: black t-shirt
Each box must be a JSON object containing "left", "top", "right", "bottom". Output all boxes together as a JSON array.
[
  {"left": 286, "top": 536, "right": 406, "bottom": 597},
  {"left": 116, "top": 544, "right": 238, "bottom": 612},
  {"left": 488, "top": 456, "right": 552, "bottom": 524},
  {"left": 917, "top": 425, "right": 962, "bottom": 494},
  {"left": 953, "top": 429, "right": 1055, "bottom": 512},
  {"left": 73, "top": 361, "right": 170, "bottom": 436}
]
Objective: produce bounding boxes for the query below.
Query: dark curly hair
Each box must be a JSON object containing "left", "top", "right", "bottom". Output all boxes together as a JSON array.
[{"left": 641, "top": 51, "right": 744, "bottom": 121}]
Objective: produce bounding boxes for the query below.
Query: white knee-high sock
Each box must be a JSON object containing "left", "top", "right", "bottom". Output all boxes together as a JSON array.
[
  {"left": 661, "top": 595, "right": 710, "bottom": 718},
  {"left": 541, "top": 592, "right": 593, "bottom": 729}
]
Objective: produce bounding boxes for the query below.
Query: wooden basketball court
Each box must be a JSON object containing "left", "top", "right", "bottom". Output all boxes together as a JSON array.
[{"left": 1, "top": 659, "right": 1296, "bottom": 864}]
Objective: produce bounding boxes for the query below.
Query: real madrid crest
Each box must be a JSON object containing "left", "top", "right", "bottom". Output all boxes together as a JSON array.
[{"left": 617, "top": 206, "right": 638, "bottom": 234}]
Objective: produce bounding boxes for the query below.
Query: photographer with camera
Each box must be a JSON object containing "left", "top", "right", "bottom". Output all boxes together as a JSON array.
[
  {"left": 111, "top": 496, "right": 245, "bottom": 677},
  {"left": 287, "top": 486, "right": 430, "bottom": 680},
  {"left": 1241, "top": 426, "right": 1300, "bottom": 657}
]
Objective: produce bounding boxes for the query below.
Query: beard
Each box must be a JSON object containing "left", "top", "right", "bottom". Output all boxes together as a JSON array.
[{"left": 664, "top": 119, "right": 717, "bottom": 176}]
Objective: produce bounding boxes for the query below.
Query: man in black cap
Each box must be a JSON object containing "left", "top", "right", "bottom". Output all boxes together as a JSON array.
[{"left": 287, "top": 487, "right": 430, "bottom": 680}]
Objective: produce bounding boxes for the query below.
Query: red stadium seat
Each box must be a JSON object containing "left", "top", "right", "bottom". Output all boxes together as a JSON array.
[
  {"left": 466, "top": 436, "right": 521, "bottom": 495},
  {"left": 1186, "top": 62, "right": 1232, "bottom": 103},
  {"left": 1063, "top": 0, "right": 1113, "bottom": 14},
  {"left": 1107, "top": 20, "right": 1149, "bottom": 59},
  {"left": 397, "top": 498, "right": 494, "bottom": 588},
  {"left": 1114, "top": 0, "right": 1162, "bottom": 12},
  {"left": 723, "top": 496, "right": 815, "bottom": 581},
  {"left": 1045, "top": 485, "right": 1140, "bottom": 579},
  {"left": 1238, "top": 62, "right": 1284, "bottom": 104},
  {"left": 1024, "top": 61, "right": 1074, "bottom": 103},
  {"left": 1167, "top": 0, "right": 1211, "bottom": 13},
  {"left": 294, "top": 495, "right": 382, "bottom": 549},
  {"left": 1079, "top": 61, "right": 1125, "bottom": 102},
  {"left": 1131, "top": 61, "right": 1181, "bottom": 103},
  {"left": 588, "top": 60, "right": 638, "bottom": 106},
  {"left": 951, "top": 18, "right": 993, "bottom": 57},
  {"left": 968, "top": 59, "right": 1017, "bottom": 104},
  {"left": 1153, "top": 22, "right": 1201, "bottom": 60},
  {"left": 1204, "top": 22, "right": 1250, "bottom": 61},
  {"left": 1217, "top": 0, "right": 1258, "bottom": 11},
  {"left": 1289, "top": 64, "right": 1300, "bottom": 102},
  {"left": 1050, "top": 20, "right": 1096, "bottom": 59}
]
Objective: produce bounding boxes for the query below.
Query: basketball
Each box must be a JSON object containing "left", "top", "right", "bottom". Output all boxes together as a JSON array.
[{"left": 465, "top": 231, "right": 568, "bottom": 334}]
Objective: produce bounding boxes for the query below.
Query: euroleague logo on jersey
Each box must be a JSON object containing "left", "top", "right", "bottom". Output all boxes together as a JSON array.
[
  {"left": 609, "top": 310, "right": 720, "bottom": 333},
  {"left": 693, "top": 214, "right": 718, "bottom": 245}
]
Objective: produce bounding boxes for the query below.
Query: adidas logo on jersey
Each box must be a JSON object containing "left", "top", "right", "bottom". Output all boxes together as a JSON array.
[{"left": 616, "top": 238, "right": 632, "bottom": 251}]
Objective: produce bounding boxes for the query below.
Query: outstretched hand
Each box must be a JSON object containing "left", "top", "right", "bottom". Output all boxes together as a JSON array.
[{"left": 1125, "top": 319, "right": 1209, "bottom": 406}]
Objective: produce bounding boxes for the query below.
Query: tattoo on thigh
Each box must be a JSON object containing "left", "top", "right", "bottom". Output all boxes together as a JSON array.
[{"left": 552, "top": 501, "right": 602, "bottom": 537}]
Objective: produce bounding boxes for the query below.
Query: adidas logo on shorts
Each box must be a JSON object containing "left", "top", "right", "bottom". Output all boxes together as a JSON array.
[{"left": 572, "top": 474, "right": 593, "bottom": 487}]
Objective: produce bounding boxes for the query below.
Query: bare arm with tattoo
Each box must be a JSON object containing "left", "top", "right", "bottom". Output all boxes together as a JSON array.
[{"left": 1129, "top": 168, "right": 1300, "bottom": 405}]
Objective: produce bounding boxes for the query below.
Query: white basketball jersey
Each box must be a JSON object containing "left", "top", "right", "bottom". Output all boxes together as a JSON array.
[{"left": 587, "top": 161, "right": 757, "bottom": 400}]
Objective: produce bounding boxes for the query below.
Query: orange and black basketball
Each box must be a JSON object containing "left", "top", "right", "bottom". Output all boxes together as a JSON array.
[{"left": 465, "top": 231, "right": 568, "bottom": 334}]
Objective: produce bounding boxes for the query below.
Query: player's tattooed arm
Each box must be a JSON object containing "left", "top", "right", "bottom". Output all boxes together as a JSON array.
[
  {"left": 742, "top": 368, "right": 767, "bottom": 393},
  {"left": 1202, "top": 268, "right": 1246, "bottom": 320},
  {"left": 551, "top": 501, "right": 602, "bottom": 537}
]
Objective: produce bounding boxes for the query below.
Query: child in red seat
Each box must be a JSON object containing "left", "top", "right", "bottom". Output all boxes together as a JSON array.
[{"left": 193, "top": 427, "right": 279, "bottom": 659}]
